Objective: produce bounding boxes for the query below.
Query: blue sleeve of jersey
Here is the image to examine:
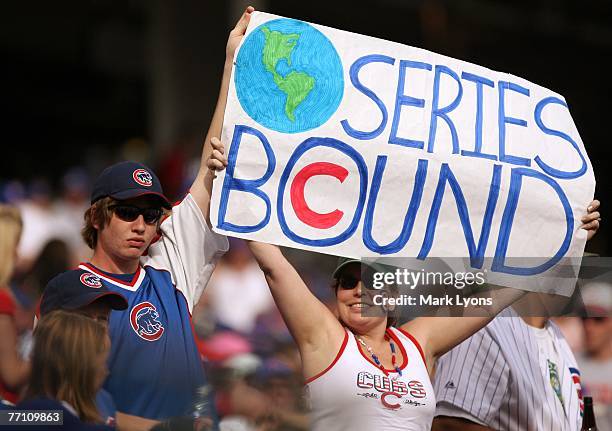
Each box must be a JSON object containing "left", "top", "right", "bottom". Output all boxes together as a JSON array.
[{"left": 95, "top": 389, "right": 117, "bottom": 424}]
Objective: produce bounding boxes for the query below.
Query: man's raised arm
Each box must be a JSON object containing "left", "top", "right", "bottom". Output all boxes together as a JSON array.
[{"left": 190, "top": 6, "right": 254, "bottom": 224}]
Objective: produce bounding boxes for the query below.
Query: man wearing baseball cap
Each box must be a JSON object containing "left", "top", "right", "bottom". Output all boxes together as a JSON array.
[
  {"left": 37, "top": 8, "right": 255, "bottom": 428},
  {"left": 51, "top": 27, "right": 250, "bottom": 430},
  {"left": 72, "top": 150, "right": 231, "bottom": 426},
  {"left": 70, "top": 150, "right": 229, "bottom": 425},
  {"left": 63, "top": 7, "right": 261, "bottom": 425}
]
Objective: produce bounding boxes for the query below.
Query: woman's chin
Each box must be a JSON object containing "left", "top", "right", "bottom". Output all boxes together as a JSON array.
[{"left": 342, "top": 311, "right": 386, "bottom": 330}]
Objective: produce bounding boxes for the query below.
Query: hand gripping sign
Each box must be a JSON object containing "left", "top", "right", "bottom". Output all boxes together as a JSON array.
[{"left": 211, "top": 12, "right": 595, "bottom": 295}]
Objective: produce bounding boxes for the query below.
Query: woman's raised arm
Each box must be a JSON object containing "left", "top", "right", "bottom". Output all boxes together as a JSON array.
[
  {"left": 247, "top": 241, "right": 346, "bottom": 378},
  {"left": 247, "top": 241, "right": 344, "bottom": 348}
]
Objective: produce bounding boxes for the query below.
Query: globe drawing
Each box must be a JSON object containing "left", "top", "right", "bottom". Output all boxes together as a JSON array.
[{"left": 234, "top": 18, "right": 344, "bottom": 134}]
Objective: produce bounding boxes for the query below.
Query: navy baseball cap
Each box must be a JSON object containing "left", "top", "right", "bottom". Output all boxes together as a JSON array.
[
  {"left": 40, "top": 269, "right": 128, "bottom": 316},
  {"left": 332, "top": 257, "right": 392, "bottom": 279},
  {"left": 90, "top": 161, "right": 171, "bottom": 208}
]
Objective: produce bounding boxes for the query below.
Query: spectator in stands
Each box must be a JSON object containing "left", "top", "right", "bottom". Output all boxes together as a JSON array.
[
  {"left": 206, "top": 238, "right": 274, "bottom": 334},
  {"left": 21, "top": 239, "right": 71, "bottom": 297},
  {"left": 578, "top": 282, "right": 612, "bottom": 430},
  {"left": 0, "top": 204, "right": 30, "bottom": 406},
  {"left": 54, "top": 167, "right": 92, "bottom": 264},
  {"left": 19, "top": 310, "right": 114, "bottom": 430},
  {"left": 253, "top": 358, "right": 309, "bottom": 431},
  {"left": 17, "top": 178, "right": 59, "bottom": 269}
]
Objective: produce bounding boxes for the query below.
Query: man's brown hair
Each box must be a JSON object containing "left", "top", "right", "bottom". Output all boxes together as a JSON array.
[{"left": 81, "top": 197, "right": 115, "bottom": 250}]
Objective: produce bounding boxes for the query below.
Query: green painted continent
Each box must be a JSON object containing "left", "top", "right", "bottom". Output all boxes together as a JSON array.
[{"left": 261, "top": 26, "right": 314, "bottom": 122}]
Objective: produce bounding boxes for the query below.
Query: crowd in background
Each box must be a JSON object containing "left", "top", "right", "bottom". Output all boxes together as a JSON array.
[{"left": 1, "top": 159, "right": 610, "bottom": 430}]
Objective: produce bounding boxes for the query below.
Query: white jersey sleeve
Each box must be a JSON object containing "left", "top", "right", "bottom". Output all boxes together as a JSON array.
[
  {"left": 143, "top": 193, "right": 229, "bottom": 312},
  {"left": 433, "top": 327, "right": 509, "bottom": 425}
]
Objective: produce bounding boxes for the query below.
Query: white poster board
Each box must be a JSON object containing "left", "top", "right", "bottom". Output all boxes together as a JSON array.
[{"left": 211, "top": 12, "right": 595, "bottom": 292}]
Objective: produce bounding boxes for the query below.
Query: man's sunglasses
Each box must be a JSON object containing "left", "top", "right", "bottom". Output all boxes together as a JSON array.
[{"left": 110, "top": 205, "right": 163, "bottom": 225}]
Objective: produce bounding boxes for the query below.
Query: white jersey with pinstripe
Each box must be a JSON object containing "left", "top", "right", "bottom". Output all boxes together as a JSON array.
[
  {"left": 433, "top": 307, "right": 583, "bottom": 431},
  {"left": 306, "top": 326, "right": 435, "bottom": 431}
]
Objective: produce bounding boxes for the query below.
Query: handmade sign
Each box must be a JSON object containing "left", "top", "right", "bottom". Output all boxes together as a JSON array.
[{"left": 211, "top": 11, "right": 595, "bottom": 290}]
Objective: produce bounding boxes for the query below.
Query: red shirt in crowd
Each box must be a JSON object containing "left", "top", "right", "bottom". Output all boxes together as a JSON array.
[{"left": 0, "top": 288, "right": 19, "bottom": 404}]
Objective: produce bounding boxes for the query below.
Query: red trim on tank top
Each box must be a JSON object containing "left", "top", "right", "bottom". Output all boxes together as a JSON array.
[
  {"left": 396, "top": 327, "right": 427, "bottom": 368},
  {"left": 304, "top": 330, "right": 349, "bottom": 384},
  {"left": 355, "top": 327, "right": 408, "bottom": 372}
]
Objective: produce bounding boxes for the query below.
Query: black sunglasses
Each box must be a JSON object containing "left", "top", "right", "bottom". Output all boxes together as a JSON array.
[
  {"left": 338, "top": 275, "right": 361, "bottom": 290},
  {"left": 110, "top": 205, "right": 163, "bottom": 225},
  {"left": 338, "top": 266, "right": 379, "bottom": 290}
]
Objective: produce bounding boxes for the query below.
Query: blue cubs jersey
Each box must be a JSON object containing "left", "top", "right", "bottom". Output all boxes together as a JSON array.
[{"left": 79, "top": 195, "right": 228, "bottom": 420}]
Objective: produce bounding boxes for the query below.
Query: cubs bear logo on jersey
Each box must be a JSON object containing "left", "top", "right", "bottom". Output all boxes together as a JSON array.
[
  {"left": 132, "top": 169, "right": 153, "bottom": 187},
  {"left": 130, "top": 301, "right": 164, "bottom": 341},
  {"left": 80, "top": 272, "right": 102, "bottom": 288}
]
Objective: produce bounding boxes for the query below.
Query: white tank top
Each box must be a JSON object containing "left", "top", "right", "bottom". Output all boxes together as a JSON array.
[{"left": 305, "top": 327, "right": 435, "bottom": 430}]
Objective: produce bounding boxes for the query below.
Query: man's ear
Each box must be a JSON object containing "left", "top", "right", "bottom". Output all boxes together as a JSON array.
[
  {"left": 91, "top": 205, "right": 106, "bottom": 231},
  {"left": 91, "top": 210, "right": 100, "bottom": 230}
]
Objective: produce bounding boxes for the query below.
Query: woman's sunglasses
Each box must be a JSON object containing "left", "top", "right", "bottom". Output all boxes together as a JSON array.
[
  {"left": 338, "top": 275, "right": 361, "bottom": 290},
  {"left": 338, "top": 267, "right": 378, "bottom": 290},
  {"left": 110, "top": 205, "right": 163, "bottom": 225}
]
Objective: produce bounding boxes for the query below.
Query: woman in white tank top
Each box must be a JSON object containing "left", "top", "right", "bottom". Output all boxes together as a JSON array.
[
  {"left": 207, "top": 146, "right": 599, "bottom": 430},
  {"left": 306, "top": 325, "right": 435, "bottom": 430},
  {"left": 246, "top": 242, "right": 530, "bottom": 430}
]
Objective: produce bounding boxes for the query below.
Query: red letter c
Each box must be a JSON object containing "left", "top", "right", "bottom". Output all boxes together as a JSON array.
[
  {"left": 381, "top": 391, "right": 402, "bottom": 410},
  {"left": 290, "top": 162, "right": 348, "bottom": 229}
]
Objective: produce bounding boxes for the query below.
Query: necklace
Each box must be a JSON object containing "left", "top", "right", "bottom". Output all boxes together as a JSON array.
[{"left": 356, "top": 330, "right": 403, "bottom": 378}]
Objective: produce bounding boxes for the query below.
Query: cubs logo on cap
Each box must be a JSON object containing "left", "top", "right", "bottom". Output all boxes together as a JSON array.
[
  {"left": 41, "top": 269, "right": 128, "bottom": 316},
  {"left": 90, "top": 161, "right": 171, "bottom": 208},
  {"left": 80, "top": 272, "right": 102, "bottom": 288},
  {"left": 132, "top": 169, "right": 153, "bottom": 187}
]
